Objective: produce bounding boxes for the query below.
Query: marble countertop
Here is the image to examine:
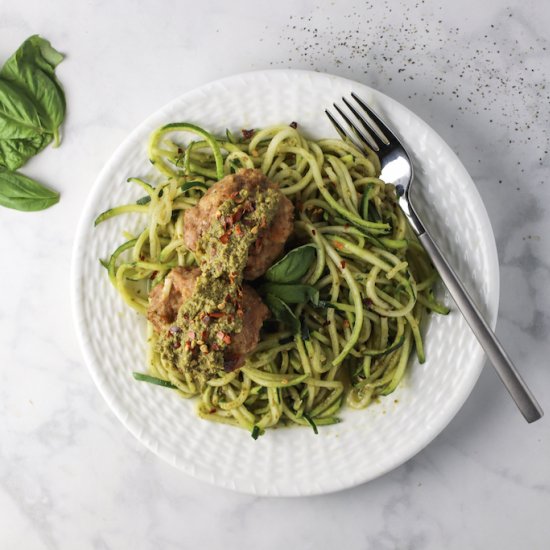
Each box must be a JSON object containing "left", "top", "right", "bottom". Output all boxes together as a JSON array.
[{"left": 1, "top": 0, "right": 549, "bottom": 548}]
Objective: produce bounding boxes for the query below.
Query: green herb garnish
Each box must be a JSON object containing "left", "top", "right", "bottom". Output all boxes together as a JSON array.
[
  {"left": 0, "top": 35, "right": 66, "bottom": 211},
  {"left": 132, "top": 372, "right": 177, "bottom": 389}
]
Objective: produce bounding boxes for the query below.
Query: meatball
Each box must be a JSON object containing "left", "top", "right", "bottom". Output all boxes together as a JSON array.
[
  {"left": 147, "top": 267, "right": 200, "bottom": 332},
  {"left": 147, "top": 267, "right": 269, "bottom": 359},
  {"left": 183, "top": 168, "right": 294, "bottom": 279}
]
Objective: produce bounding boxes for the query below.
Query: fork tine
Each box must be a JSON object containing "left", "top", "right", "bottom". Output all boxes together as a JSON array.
[
  {"left": 332, "top": 103, "right": 380, "bottom": 152},
  {"left": 325, "top": 109, "right": 372, "bottom": 153},
  {"left": 350, "top": 92, "right": 392, "bottom": 145},
  {"left": 325, "top": 109, "right": 347, "bottom": 140},
  {"left": 342, "top": 97, "right": 390, "bottom": 147}
]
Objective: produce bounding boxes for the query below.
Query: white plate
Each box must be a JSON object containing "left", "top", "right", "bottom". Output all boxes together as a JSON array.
[{"left": 71, "top": 70, "right": 499, "bottom": 496}]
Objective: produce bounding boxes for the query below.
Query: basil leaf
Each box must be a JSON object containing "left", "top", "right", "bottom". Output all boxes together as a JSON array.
[
  {"left": 264, "top": 244, "right": 317, "bottom": 283},
  {"left": 0, "top": 35, "right": 65, "bottom": 138},
  {"left": 0, "top": 36, "right": 65, "bottom": 172},
  {"left": 260, "top": 283, "right": 319, "bottom": 305},
  {"left": 0, "top": 168, "right": 59, "bottom": 211},
  {"left": 0, "top": 79, "right": 45, "bottom": 139},
  {"left": 0, "top": 132, "right": 51, "bottom": 170},
  {"left": 264, "top": 293, "right": 300, "bottom": 334}
]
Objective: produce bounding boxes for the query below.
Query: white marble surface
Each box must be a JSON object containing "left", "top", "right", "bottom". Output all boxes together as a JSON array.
[{"left": 1, "top": 0, "right": 549, "bottom": 548}]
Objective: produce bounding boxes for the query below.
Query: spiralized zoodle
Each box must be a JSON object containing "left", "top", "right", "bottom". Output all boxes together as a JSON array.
[{"left": 96, "top": 123, "right": 448, "bottom": 436}]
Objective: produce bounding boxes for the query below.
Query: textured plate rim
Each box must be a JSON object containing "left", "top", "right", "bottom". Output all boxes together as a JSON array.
[{"left": 71, "top": 69, "right": 499, "bottom": 496}]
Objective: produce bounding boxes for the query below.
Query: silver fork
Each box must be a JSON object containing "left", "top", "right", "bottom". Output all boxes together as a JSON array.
[{"left": 326, "top": 93, "right": 543, "bottom": 423}]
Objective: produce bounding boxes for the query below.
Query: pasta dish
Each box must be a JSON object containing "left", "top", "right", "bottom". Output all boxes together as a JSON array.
[{"left": 95, "top": 122, "right": 447, "bottom": 437}]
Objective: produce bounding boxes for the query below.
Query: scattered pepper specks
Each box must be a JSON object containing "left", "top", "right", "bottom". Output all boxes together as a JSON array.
[{"left": 268, "top": 1, "right": 549, "bottom": 189}]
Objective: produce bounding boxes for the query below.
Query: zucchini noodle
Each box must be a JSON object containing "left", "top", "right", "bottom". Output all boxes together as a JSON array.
[{"left": 96, "top": 123, "right": 448, "bottom": 436}]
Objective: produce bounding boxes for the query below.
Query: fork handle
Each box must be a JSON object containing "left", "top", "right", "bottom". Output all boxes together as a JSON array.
[{"left": 416, "top": 228, "right": 543, "bottom": 423}]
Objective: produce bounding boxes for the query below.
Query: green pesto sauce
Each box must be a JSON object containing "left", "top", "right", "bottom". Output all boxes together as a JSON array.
[{"left": 159, "top": 184, "right": 280, "bottom": 385}]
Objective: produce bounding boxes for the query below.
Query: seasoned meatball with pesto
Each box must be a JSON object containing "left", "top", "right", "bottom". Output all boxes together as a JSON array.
[
  {"left": 183, "top": 168, "right": 294, "bottom": 279},
  {"left": 148, "top": 266, "right": 269, "bottom": 360}
]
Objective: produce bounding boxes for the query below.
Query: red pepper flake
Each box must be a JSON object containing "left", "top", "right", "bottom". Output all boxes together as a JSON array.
[
  {"left": 344, "top": 223, "right": 350, "bottom": 229},
  {"left": 139, "top": 255, "right": 145, "bottom": 261},
  {"left": 212, "top": 343, "right": 220, "bottom": 351},
  {"left": 220, "top": 232, "right": 230, "bottom": 244},
  {"left": 235, "top": 224, "right": 243, "bottom": 236},
  {"left": 290, "top": 121, "right": 298, "bottom": 129},
  {"left": 223, "top": 334, "right": 232, "bottom": 345},
  {"left": 232, "top": 207, "right": 244, "bottom": 223},
  {"left": 149, "top": 271, "right": 158, "bottom": 280},
  {"left": 242, "top": 128, "right": 255, "bottom": 140},
  {"left": 173, "top": 341, "right": 181, "bottom": 349},
  {"left": 343, "top": 319, "right": 350, "bottom": 328},
  {"left": 340, "top": 260, "right": 346, "bottom": 269},
  {"left": 311, "top": 229, "right": 316, "bottom": 236},
  {"left": 209, "top": 312, "right": 224, "bottom": 319},
  {"left": 201, "top": 330, "right": 208, "bottom": 341},
  {"left": 209, "top": 408, "right": 217, "bottom": 414},
  {"left": 334, "top": 242, "right": 344, "bottom": 250}
]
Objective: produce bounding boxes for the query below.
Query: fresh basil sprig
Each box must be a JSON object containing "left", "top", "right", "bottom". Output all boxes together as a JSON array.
[
  {"left": 264, "top": 244, "right": 317, "bottom": 283},
  {"left": 0, "top": 35, "right": 65, "bottom": 212},
  {"left": 0, "top": 35, "right": 65, "bottom": 170},
  {"left": 0, "top": 168, "right": 59, "bottom": 211},
  {"left": 264, "top": 294, "right": 300, "bottom": 334},
  {"left": 260, "top": 282, "right": 319, "bottom": 306},
  {"left": 262, "top": 244, "right": 319, "bottom": 333}
]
